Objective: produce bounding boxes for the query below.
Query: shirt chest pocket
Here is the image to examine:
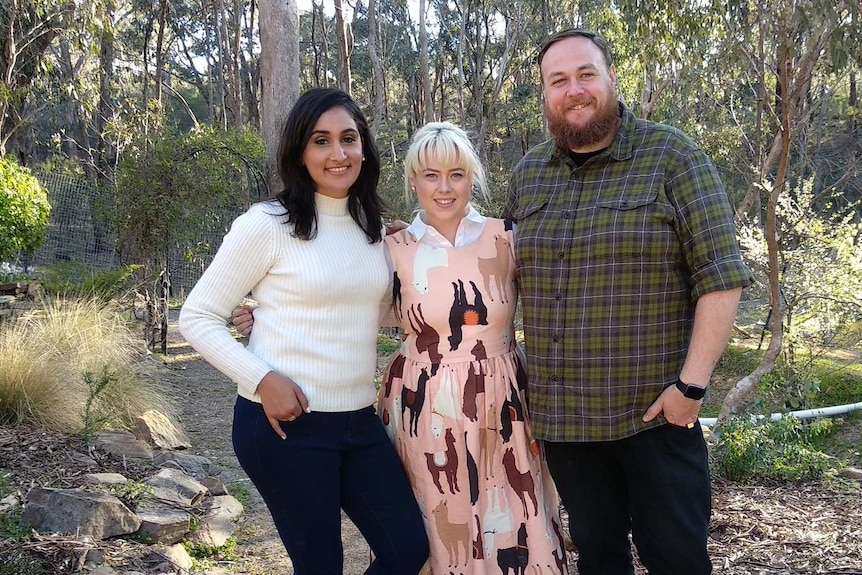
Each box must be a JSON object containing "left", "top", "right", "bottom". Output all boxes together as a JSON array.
[
  {"left": 510, "top": 200, "right": 549, "bottom": 268},
  {"left": 589, "top": 189, "right": 677, "bottom": 261}
]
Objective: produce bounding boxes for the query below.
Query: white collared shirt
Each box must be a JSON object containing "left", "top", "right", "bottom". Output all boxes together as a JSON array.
[{"left": 406, "top": 204, "right": 487, "bottom": 248}]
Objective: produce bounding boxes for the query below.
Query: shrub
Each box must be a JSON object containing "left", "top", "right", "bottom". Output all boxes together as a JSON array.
[
  {"left": 40, "top": 261, "right": 142, "bottom": 302},
  {"left": 712, "top": 415, "right": 835, "bottom": 482},
  {"left": 0, "top": 297, "right": 174, "bottom": 432},
  {"left": 0, "top": 156, "right": 51, "bottom": 262}
]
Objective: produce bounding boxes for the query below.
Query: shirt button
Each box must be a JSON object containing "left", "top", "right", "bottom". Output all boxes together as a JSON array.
[
  {"left": 558, "top": 251, "right": 565, "bottom": 259},
  {"left": 552, "top": 335, "right": 560, "bottom": 342},
  {"left": 554, "top": 293, "right": 562, "bottom": 300},
  {"left": 563, "top": 211, "right": 571, "bottom": 219},
  {"left": 551, "top": 375, "right": 558, "bottom": 382}
]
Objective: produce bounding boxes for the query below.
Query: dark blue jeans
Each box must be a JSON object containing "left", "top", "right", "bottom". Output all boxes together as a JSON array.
[
  {"left": 544, "top": 422, "right": 712, "bottom": 575},
  {"left": 232, "top": 398, "right": 429, "bottom": 574}
]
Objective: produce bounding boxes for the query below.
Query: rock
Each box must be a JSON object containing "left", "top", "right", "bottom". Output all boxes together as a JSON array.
[
  {"left": 153, "top": 452, "right": 212, "bottom": 479},
  {"left": 22, "top": 487, "right": 141, "bottom": 540},
  {"left": 135, "top": 508, "right": 191, "bottom": 545},
  {"left": 82, "top": 472, "right": 129, "bottom": 486},
  {"left": 140, "top": 469, "right": 207, "bottom": 509},
  {"left": 202, "top": 495, "right": 243, "bottom": 519},
  {"left": 134, "top": 410, "right": 191, "bottom": 450},
  {"left": 146, "top": 543, "right": 193, "bottom": 574},
  {"left": 77, "top": 547, "right": 105, "bottom": 571},
  {"left": 839, "top": 466, "right": 862, "bottom": 481},
  {"left": 68, "top": 451, "right": 99, "bottom": 468},
  {"left": 0, "top": 494, "right": 20, "bottom": 513},
  {"left": 188, "top": 495, "right": 243, "bottom": 548},
  {"left": 90, "top": 565, "right": 119, "bottom": 575},
  {"left": 198, "top": 476, "right": 228, "bottom": 496},
  {"left": 92, "top": 430, "right": 153, "bottom": 460}
]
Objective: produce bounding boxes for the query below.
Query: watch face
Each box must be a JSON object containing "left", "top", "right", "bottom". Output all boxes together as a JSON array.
[{"left": 676, "top": 380, "right": 705, "bottom": 400}]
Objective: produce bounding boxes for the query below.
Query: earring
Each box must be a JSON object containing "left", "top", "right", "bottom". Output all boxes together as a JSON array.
[{"left": 362, "top": 156, "right": 366, "bottom": 161}]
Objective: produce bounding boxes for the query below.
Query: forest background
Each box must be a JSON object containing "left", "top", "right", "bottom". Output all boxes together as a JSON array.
[{"left": 1, "top": 0, "right": 861, "bottom": 418}]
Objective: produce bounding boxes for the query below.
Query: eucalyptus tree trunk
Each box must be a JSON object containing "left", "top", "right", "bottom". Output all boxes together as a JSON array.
[
  {"left": 57, "top": 30, "right": 95, "bottom": 181},
  {"left": 367, "top": 0, "right": 385, "bottom": 136},
  {"left": 455, "top": 0, "right": 468, "bottom": 127},
  {"left": 214, "top": 0, "right": 227, "bottom": 127},
  {"left": 334, "top": 0, "right": 351, "bottom": 92},
  {"left": 241, "top": 0, "right": 260, "bottom": 129},
  {"left": 476, "top": 9, "right": 521, "bottom": 158},
  {"left": 312, "top": 1, "right": 329, "bottom": 87},
  {"left": 259, "top": 0, "right": 300, "bottom": 193},
  {"left": 418, "top": 0, "right": 432, "bottom": 122},
  {"left": 225, "top": 0, "right": 244, "bottom": 126},
  {"left": 96, "top": 0, "right": 116, "bottom": 178},
  {"left": 154, "top": 0, "right": 169, "bottom": 105}
]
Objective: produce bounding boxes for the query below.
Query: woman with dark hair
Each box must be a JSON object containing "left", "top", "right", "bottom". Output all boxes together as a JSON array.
[{"left": 179, "top": 87, "right": 429, "bottom": 574}]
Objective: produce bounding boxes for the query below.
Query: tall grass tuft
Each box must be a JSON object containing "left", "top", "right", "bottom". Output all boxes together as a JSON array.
[{"left": 0, "top": 297, "right": 174, "bottom": 433}]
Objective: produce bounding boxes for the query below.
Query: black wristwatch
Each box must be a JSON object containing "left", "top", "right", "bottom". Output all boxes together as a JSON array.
[{"left": 674, "top": 379, "right": 707, "bottom": 400}]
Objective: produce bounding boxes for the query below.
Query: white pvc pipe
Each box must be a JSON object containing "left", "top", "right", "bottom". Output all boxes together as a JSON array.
[{"left": 699, "top": 401, "right": 862, "bottom": 427}]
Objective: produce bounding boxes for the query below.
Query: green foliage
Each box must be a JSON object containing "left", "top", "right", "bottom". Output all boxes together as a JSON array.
[
  {"left": 40, "top": 261, "right": 142, "bottom": 302},
  {"left": 813, "top": 359, "right": 862, "bottom": 407},
  {"left": 94, "top": 480, "right": 151, "bottom": 510},
  {"left": 377, "top": 332, "right": 401, "bottom": 355},
  {"left": 0, "top": 509, "right": 32, "bottom": 543},
  {"left": 0, "top": 470, "right": 38, "bottom": 573},
  {"left": 225, "top": 482, "right": 253, "bottom": 510},
  {"left": 115, "top": 126, "right": 267, "bottom": 271},
  {"left": 184, "top": 536, "right": 239, "bottom": 564},
  {"left": 0, "top": 156, "right": 51, "bottom": 261},
  {"left": 0, "top": 549, "right": 48, "bottom": 575},
  {"left": 755, "top": 359, "right": 822, "bottom": 413},
  {"left": 739, "top": 179, "right": 862, "bottom": 347},
  {"left": 80, "top": 367, "right": 118, "bottom": 439},
  {"left": 713, "top": 415, "right": 835, "bottom": 482}
]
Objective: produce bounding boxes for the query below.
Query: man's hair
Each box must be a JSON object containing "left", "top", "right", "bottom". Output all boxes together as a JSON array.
[{"left": 537, "top": 29, "right": 614, "bottom": 69}]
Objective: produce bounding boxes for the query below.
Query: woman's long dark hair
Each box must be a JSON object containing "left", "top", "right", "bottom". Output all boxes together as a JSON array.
[{"left": 275, "top": 88, "right": 384, "bottom": 243}]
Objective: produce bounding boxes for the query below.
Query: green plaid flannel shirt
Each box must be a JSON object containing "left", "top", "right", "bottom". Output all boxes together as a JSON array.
[{"left": 504, "top": 103, "right": 751, "bottom": 442}]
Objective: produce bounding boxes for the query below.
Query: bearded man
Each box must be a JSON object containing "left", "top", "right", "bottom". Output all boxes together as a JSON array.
[{"left": 504, "top": 29, "right": 751, "bottom": 575}]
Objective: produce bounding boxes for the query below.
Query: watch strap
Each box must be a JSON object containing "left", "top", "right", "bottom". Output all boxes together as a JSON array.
[{"left": 674, "top": 379, "right": 707, "bottom": 400}]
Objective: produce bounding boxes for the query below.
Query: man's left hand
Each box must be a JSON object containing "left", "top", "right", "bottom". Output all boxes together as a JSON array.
[{"left": 642, "top": 384, "right": 703, "bottom": 427}]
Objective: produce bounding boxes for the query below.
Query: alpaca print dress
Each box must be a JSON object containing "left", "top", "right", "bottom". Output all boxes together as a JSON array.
[{"left": 379, "top": 218, "right": 568, "bottom": 575}]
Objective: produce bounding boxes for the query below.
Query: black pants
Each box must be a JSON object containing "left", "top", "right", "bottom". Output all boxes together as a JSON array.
[
  {"left": 232, "top": 398, "right": 429, "bottom": 574},
  {"left": 544, "top": 422, "right": 712, "bottom": 575}
]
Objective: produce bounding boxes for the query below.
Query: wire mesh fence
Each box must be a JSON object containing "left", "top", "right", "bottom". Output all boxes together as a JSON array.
[
  {"left": 15, "top": 171, "right": 774, "bottom": 335},
  {"left": 19, "top": 171, "right": 256, "bottom": 298}
]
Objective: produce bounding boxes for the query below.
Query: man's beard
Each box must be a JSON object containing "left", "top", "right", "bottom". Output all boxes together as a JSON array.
[{"left": 547, "top": 98, "right": 619, "bottom": 151}]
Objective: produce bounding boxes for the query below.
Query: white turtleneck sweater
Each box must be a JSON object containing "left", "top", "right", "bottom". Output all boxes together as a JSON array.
[{"left": 178, "top": 194, "right": 389, "bottom": 412}]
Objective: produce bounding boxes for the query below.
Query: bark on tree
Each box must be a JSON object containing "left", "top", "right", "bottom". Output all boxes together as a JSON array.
[
  {"left": 259, "top": 0, "right": 300, "bottom": 193},
  {"left": 154, "top": 0, "right": 169, "bottom": 105},
  {"left": 334, "top": 0, "right": 351, "bottom": 93},
  {"left": 96, "top": 0, "right": 116, "bottom": 178},
  {"left": 418, "top": 0, "right": 432, "bottom": 122},
  {"left": 367, "top": 0, "right": 385, "bottom": 136}
]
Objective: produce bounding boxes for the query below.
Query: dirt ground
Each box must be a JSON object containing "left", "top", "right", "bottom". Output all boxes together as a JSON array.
[
  {"left": 1, "top": 309, "right": 860, "bottom": 574},
  {"left": 158, "top": 310, "right": 862, "bottom": 575}
]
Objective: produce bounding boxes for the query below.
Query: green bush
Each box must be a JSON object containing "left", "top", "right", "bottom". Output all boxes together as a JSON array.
[
  {"left": 0, "top": 157, "right": 51, "bottom": 261},
  {"left": 40, "top": 261, "right": 142, "bottom": 302},
  {"left": 713, "top": 415, "right": 835, "bottom": 482}
]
